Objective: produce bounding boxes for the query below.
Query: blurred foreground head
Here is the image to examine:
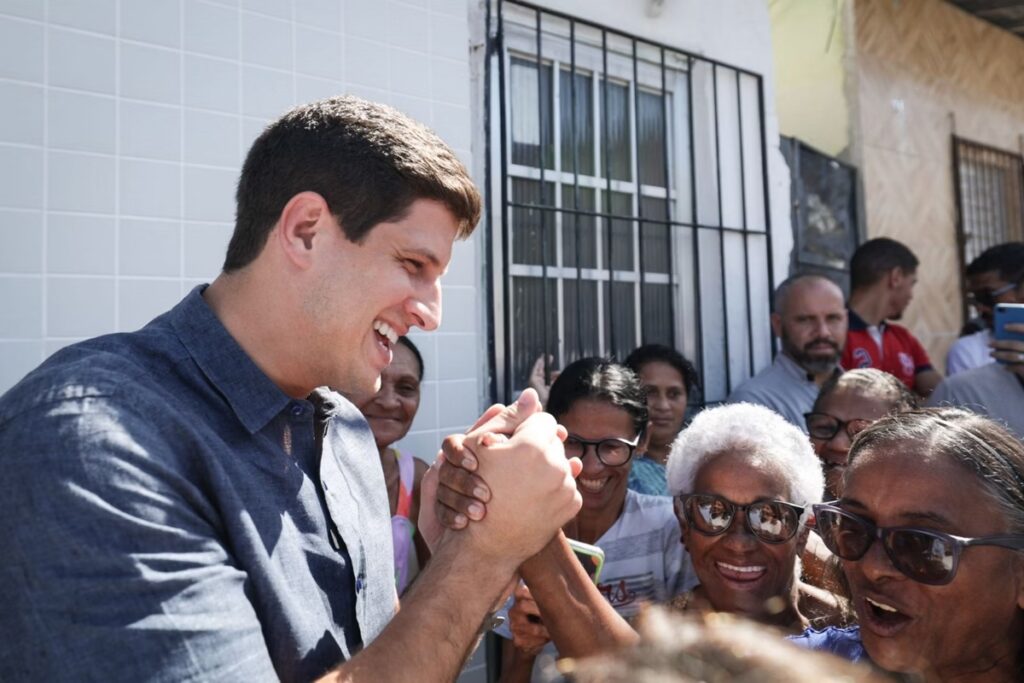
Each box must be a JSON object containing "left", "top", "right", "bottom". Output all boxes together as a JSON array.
[{"left": 556, "top": 608, "right": 885, "bottom": 683}]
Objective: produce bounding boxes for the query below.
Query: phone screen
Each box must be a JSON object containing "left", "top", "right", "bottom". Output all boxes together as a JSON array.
[{"left": 567, "top": 539, "right": 605, "bottom": 584}]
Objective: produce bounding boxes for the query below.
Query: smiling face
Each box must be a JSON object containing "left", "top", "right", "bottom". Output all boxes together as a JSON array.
[
  {"left": 558, "top": 398, "right": 636, "bottom": 523},
  {"left": 680, "top": 450, "right": 804, "bottom": 619},
  {"left": 305, "top": 198, "right": 456, "bottom": 396},
  {"left": 637, "top": 361, "right": 688, "bottom": 450},
  {"left": 810, "top": 387, "right": 894, "bottom": 499},
  {"left": 356, "top": 341, "right": 422, "bottom": 452},
  {"left": 840, "top": 444, "right": 1024, "bottom": 679}
]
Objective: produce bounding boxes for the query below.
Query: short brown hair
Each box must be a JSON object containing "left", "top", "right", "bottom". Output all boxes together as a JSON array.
[{"left": 224, "top": 96, "right": 481, "bottom": 271}]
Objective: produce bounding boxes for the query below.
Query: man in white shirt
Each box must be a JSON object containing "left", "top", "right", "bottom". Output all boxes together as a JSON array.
[
  {"left": 727, "top": 275, "right": 847, "bottom": 430},
  {"left": 946, "top": 242, "right": 1024, "bottom": 375}
]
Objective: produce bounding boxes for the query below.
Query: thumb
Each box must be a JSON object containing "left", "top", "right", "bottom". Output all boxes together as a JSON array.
[{"left": 468, "top": 389, "right": 542, "bottom": 438}]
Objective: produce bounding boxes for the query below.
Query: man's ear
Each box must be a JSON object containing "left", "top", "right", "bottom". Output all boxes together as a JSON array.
[
  {"left": 638, "top": 423, "right": 652, "bottom": 454},
  {"left": 887, "top": 266, "right": 905, "bottom": 290},
  {"left": 770, "top": 312, "right": 783, "bottom": 339},
  {"left": 275, "top": 191, "right": 331, "bottom": 269},
  {"left": 1015, "top": 556, "right": 1024, "bottom": 611}
]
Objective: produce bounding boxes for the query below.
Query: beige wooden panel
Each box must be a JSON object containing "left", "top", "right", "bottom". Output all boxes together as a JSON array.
[{"left": 850, "top": 0, "right": 1024, "bottom": 367}]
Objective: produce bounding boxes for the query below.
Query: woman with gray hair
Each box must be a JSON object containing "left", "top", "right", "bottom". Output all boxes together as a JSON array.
[{"left": 667, "top": 402, "right": 835, "bottom": 632}]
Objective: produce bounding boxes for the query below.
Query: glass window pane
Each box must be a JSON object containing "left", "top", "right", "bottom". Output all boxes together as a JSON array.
[
  {"left": 512, "top": 178, "right": 555, "bottom": 266},
  {"left": 602, "top": 191, "right": 634, "bottom": 271},
  {"left": 600, "top": 79, "right": 631, "bottom": 182},
  {"left": 562, "top": 186, "right": 596, "bottom": 269},
  {"left": 638, "top": 90, "right": 667, "bottom": 188},
  {"left": 604, "top": 280, "right": 636, "bottom": 359},
  {"left": 640, "top": 196, "right": 670, "bottom": 274},
  {"left": 511, "top": 58, "right": 554, "bottom": 170},
  {"left": 559, "top": 69, "right": 594, "bottom": 176},
  {"left": 512, "top": 276, "right": 558, "bottom": 389},
  {"left": 563, "top": 278, "right": 600, "bottom": 361},
  {"left": 642, "top": 282, "right": 673, "bottom": 347}
]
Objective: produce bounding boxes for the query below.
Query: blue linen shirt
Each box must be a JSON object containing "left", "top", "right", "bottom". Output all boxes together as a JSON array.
[{"left": 0, "top": 286, "right": 397, "bottom": 682}]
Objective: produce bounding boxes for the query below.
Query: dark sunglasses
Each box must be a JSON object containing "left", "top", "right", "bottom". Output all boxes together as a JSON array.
[
  {"left": 804, "top": 412, "right": 873, "bottom": 441},
  {"left": 679, "top": 493, "right": 805, "bottom": 544},
  {"left": 966, "top": 281, "right": 1019, "bottom": 308},
  {"left": 812, "top": 504, "right": 1024, "bottom": 586},
  {"left": 564, "top": 432, "right": 640, "bottom": 467}
]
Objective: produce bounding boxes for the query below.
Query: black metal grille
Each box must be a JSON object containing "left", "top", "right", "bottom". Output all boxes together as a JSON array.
[
  {"left": 485, "top": 0, "right": 775, "bottom": 405},
  {"left": 952, "top": 136, "right": 1024, "bottom": 321}
]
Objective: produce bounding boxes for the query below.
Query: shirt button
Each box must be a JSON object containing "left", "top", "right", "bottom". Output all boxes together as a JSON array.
[{"left": 290, "top": 403, "right": 304, "bottom": 417}]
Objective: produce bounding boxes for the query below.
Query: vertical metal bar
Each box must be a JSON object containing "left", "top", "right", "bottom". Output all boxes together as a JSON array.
[
  {"left": 632, "top": 39, "right": 646, "bottom": 346},
  {"left": 660, "top": 47, "right": 675, "bottom": 348},
  {"left": 757, "top": 75, "right": 777, "bottom": 359},
  {"left": 965, "top": 142, "right": 980, "bottom": 263},
  {"left": 570, "top": 20, "right": 583, "bottom": 360},
  {"left": 535, "top": 9, "right": 551, "bottom": 385},
  {"left": 686, "top": 57, "right": 705, "bottom": 396},
  {"left": 951, "top": 136, "right": 969, "bottom": 326},
  {"left": 711, "top": 64, "right": 732, "bottom": 394},
  {"left": 736, "top": 72, "right": 754, "bottom": 377},
  {"left": 497, "top": 0, "right": 513, "bottom": 403},
  {"left": 602, "top": 29, "right": 616, "bottom": 356},
  {"left": 483, "top": 0, "right": 497, "bottom": 405}
]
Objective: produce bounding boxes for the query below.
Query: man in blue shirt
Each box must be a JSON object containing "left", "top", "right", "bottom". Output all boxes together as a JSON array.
[{"left": 0, "top": 97, "right": 582, "bottom": 682}]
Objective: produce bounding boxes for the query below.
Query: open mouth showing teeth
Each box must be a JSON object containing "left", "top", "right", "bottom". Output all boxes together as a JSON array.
[
  {"left": 715, "top": 561, "right": 766, "bottom": 582},
  {"left": 865, "top": 596, "right": 909, "bottom": 625},
  {"left": 578, "top": 478, "right": 608, "bottom": 493},
  {"left": 373, "top": 320, "right": 398, "bottom": 345}
]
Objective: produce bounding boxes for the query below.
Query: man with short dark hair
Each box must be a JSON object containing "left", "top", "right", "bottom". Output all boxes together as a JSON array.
[
  {"left": 841, "top": 237, "right": 941, "bottom": 397},
  {"left": 727, "top": 274, "right": 847, "bottom": 430},
  {"left": 0, "top": 97, "right": 582, "bottom": 682},
  {"left": 946, "top": 242, "right": 1024, "bottom": 375}
]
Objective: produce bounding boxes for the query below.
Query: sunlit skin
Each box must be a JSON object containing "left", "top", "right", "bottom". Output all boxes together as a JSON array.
[
  {"left": 677, "top": 451, "right": 807, "bottom": 630},
  {"left": 886, "top": 269, "right": 917, "bottom": 321},
  {"left": 636, "top": 361, "right": 687, "bottom": 465},
  {"left": 558, "top": 398, "right": 638, "bottom": 545},
  {"left": 809, "top": 388, "right": 894, "bottom": 499},
  {"left": 298, "top": 197, "right": 455, "bottom": 397},
  {"left": 840, "top": 445, "right": 1024, "bottom": 682}
]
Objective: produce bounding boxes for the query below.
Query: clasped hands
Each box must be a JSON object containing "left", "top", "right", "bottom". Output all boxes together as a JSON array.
[{"left": 417, "top": 389, "right": 583, "bottom": 572}]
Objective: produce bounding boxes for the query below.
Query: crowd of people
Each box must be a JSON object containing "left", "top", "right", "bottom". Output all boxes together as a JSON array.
[{"left": 1, "top": 94, "right": 1023, "bottom": 683}]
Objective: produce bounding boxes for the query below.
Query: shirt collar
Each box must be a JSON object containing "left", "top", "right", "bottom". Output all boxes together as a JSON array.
[
  {"left": 170, "top": 285, "right": 292, "bottom": 434},
  {"left": 847, "top": 307, "right": 887, "bottom": 333}
]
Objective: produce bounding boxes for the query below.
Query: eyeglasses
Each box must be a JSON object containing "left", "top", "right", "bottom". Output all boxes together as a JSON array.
[
  {"left": 804, "top": 412, "right": 873, "bottom": 441},
  {"left": 564, "top": 433, "right": 640, "bottom": 467},
  {"left": 966, "top": 281, "right": 1019, "bottom": 308},
  {"left": 812, "top": 504, "right": 1024, "bottom": 585},
  {"left": 679, "top": 493, "right": 805, "bottom": 544}
]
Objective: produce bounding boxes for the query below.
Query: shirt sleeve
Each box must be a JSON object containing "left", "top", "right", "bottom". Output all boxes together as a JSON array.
[
  {"left": 0, "top": 390, "right": 279, "bottom": 682},
  {"left": 908, "top": 332, "right": 933, "bottom": 372}
]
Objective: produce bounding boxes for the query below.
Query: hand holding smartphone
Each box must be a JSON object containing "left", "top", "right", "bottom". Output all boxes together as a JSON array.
[
  {"left": 993, "top": 304, "right": 1024, "bottom": 365},
  {"left": 567, "top": 538, "right": 605, "bottom": 584}
]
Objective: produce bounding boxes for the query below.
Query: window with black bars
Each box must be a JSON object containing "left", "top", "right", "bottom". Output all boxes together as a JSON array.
[
  {"left": 486, "top": 0, "right": 775, "bottom": 405},
  {"left": 952, "top": 136, "right": 1024, "bottom": 322}
]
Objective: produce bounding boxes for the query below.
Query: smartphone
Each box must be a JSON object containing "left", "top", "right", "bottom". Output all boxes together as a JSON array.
[
  {"left": 567, "top": 538, "right": 605, "bottom": 584},
  {"left": 994, "top": 304, "right": 1024, "bottom": 363}
]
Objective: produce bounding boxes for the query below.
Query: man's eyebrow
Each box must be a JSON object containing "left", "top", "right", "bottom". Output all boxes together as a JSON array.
[
  {"left": 840, "top": 498, "right": 956, "bottom": 528},
  {"left": 403, "top": 247, "right": 443, "bottom": 269}
]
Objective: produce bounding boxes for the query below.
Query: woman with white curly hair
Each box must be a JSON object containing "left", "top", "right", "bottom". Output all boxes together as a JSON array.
[
  {"left": 491, "top": 403, "right": 842, "bottom": 670},
  {"left": 667, "top": 402, "right": 839, "bottom": 632}
]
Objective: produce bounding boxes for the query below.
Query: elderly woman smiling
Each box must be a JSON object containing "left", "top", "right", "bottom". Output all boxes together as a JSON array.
[
  {"left": 798, "top": 407, "right": 1024, "bottom": 682},
  {"left": 666, "top": 402, "right": 833, "bottom": 632}
]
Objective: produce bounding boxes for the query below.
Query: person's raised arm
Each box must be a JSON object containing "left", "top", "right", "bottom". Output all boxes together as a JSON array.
[
  {"left": 517, "top": 532, "right": 639, "bottom": 659},
  {"left": 320, "top": 409, "right": 582, "bottom": 682}
]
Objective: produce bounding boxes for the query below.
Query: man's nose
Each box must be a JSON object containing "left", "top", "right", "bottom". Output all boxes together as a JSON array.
[{"left": 408, "top": 282, "right": 442, "bottom": 331}]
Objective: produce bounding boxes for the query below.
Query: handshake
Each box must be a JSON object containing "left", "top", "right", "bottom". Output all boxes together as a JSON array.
[{"left": 417, "top": 389, "right": 584, "bottom": 575}]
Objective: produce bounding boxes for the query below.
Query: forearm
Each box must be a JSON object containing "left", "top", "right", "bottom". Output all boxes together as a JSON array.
[
  {"left": 518, "top": 533, "right": 638, "bottom": 658},
  {"left": 321, "top": 533, "right": 516, "bottom": 683}
]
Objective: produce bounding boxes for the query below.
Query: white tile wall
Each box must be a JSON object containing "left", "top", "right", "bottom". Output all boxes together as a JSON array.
[{"left": 0, "top": 1, "right": 484, "bottom": 674}]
